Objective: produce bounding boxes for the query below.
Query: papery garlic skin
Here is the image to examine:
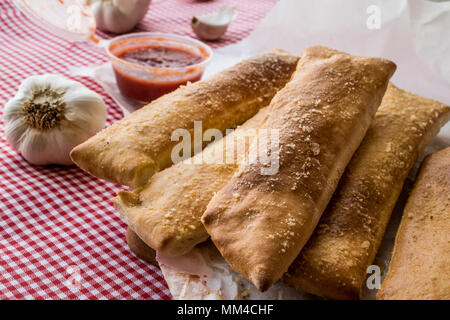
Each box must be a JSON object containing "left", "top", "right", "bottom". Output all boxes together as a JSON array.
[
  {"left": 191, "top": 5, "right": 237, "bottom": 41},
  {"left": 3, "top": 74, "right": 107, "bottom": 166},
  {"left": 87, "top": 0, "right": 151, "bottom": 34}
]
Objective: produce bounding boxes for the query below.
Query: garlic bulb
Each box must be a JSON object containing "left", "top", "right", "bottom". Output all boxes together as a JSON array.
[
  {"left": 86, "top": 0, "right": 152, "bottom": 34},
  {"left": 3, "top": 74, "right": 107, "bottom": 166}
]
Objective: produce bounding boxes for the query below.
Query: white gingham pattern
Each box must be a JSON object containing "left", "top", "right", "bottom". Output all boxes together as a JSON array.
[{"left": 0, "top": 0, "right": 277, "bottom": 299}]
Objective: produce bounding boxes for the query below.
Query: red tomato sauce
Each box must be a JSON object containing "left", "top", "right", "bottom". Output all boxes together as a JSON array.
[
  {"left": 112, "top": 45, "right": 205, "bottom": 103},
  {"left": 118, "top": 46, "right": 203, "bottom": 68}
]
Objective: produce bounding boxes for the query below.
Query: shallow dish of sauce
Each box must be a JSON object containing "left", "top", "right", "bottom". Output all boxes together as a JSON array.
[{"left": 108, "top": 32, "right": 213, "bottom": 103}]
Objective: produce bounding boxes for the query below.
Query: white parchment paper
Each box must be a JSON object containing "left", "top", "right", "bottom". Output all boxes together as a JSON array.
[{"left": 158, "top": 0, "right": 450, "bottom": 300}]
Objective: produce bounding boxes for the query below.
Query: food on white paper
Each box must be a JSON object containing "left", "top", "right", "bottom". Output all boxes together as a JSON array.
[
  {"left": 202, "top": 45, "right": 396, "bottom": 292},
  {"left": 377, "top": 147, "right": 450, "bottom": 300},
  {"left": 283, "top": 83, "right": 450, "bottom": 300},
  {"left": 191, "top": 5, "right": 237, "bottom": 41},
  {"left": 86, "top": 0, "right": 151, "bottom": 34},
  {"left": 65, "top": 39, "right": 447, "bottom": 300},
  {"left": 3, "top": 74, "right": 106, "bottom": 165}
]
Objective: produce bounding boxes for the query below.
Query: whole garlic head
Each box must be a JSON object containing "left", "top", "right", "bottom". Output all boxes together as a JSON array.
[
  {"left": 87, "top": 0, "right": 152, "bottom": 34},
  {"left": 3, "top": 74, "right": 107, "bottom": 165}
]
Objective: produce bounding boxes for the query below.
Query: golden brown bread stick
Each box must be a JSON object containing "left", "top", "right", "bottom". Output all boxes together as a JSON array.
[
  {"left": 202, "top": 46, "right": 396, "bottom": 291},
  {"left": 283, "top": 83, "right": 450, "bottom": 299},
  {"left": 70, "top": 51, "right": 299, "bottom": 188},
  {"left": 114, "top": 107, "right": 270, "bottom": 256},
  {"left": 126, "top": 227, "right": 158, "bottom": 267},
  {"left": 376, "top": 147, "right": 450, "bottom": 300}
]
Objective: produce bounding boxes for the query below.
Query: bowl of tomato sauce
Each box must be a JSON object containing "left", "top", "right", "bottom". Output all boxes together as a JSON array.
[{"left": 107, "top": 32, "right": 213, "bottom": 103}]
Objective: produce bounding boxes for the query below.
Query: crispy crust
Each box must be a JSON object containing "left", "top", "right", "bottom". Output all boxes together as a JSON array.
[
  {"left": 114, "top": 108, "right": 270, "bottom": 256},
  {"left": 201, "top": 46, "right": 396, "bottom": 291},
  {"left": 126, "top": 227, "right": 158, "bottom": 267},
  {"left": 376, "top": 147, "right": 450, "bottom": 300},
  {"left": 282, "top": 83, "right": 450, "bottom": 299},
  {"left": 70, "top": 51, "right": 299, "bottom": 188}
]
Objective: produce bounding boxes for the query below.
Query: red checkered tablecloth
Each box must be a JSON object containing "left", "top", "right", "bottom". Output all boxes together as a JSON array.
[{"left": 0, "top": 0, "right": 277, "bottom": 300}]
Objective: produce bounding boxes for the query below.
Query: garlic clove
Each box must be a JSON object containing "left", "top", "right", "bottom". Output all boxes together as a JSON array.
[
  {"left": 191, "top": 5, "right": 237, "bottom": 41},
  {"left": 19, "top": 128, "right": 54, "bottom": 166}
]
